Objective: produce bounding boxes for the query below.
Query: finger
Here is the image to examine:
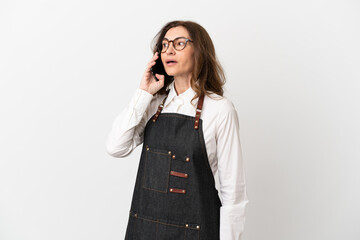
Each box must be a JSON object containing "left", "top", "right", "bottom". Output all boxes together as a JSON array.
[
  {"left": 152, "top": 52, "right": 159, "bottom": 60},
  {"left": 155, "top": 73, "right": 164, "bottom": 81},
  {"left": 146, "top": 61, "right": 156, "bottom": 71},
  {"left": 147, "top": 60, "right": 156, "bottom": 68}
]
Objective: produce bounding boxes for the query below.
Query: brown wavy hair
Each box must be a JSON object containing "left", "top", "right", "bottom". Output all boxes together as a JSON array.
[{"left": 151, "top": 20, "right": 226, "bottom": 106}]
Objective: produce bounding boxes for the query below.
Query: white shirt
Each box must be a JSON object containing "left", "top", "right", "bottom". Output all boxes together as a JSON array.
[{"left": 106, "top": 81, "right": 249, "bottom": 239}]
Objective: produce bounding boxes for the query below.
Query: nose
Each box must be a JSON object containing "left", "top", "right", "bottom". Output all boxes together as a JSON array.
[{"left": 165, "top": 41, "right": 176, "bottom": 54}]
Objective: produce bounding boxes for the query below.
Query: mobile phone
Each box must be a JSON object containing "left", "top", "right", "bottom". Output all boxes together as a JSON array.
[{"left": 150, "top": 50, "right": 173, "bottom": 82}]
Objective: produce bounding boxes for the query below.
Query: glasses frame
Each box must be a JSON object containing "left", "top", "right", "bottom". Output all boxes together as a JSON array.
[{"left": 160, "top": 37, "right": 193, "bottom": 53}]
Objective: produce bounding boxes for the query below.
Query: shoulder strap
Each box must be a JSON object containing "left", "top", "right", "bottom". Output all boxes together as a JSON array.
[
  {"left": 194, "top": 94, "right": 204, "bottom": 130},
  {"left": 152, "top": 90, "right": 170, "bottom": 123}
]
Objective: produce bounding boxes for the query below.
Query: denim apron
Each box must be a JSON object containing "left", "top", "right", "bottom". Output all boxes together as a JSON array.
[{"left": 125, "top": 91, "right": 222, "bottom": 240}]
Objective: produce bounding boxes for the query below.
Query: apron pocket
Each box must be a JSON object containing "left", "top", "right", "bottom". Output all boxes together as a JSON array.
[
  {"left": 157, "top": 223, "right": 200, "bottom": 240},
  {"left": 130, "top": 210, "right": 200, "bottom": 240},
  {"left": 133, "top": 216, "right": 157, "bottom": 240},
  {"left": 142, "top": 146, "right": 172, "bottom": 193},
  {"left": 156, "top": 223, "right": 185, "bottom": 239}
]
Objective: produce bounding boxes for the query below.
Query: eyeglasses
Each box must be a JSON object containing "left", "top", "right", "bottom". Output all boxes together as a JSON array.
[{"left": 160, "top": 37, "right": 193, "bottom": 53}]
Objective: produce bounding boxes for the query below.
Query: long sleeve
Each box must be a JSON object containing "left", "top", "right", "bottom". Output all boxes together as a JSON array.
[
  {"left": 106, "top": 88, "right": 155, "bottom": 158},
  {"left": 215, "top": 99, "right": 249, "bottom": 240}
]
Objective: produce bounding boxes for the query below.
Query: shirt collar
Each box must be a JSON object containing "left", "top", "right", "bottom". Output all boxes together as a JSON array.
[{"left": 163, "top": 81, "right": 197, "bottom": 109}]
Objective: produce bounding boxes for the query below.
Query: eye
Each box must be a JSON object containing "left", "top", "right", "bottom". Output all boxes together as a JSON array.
[{"left": 176, "top": 40, "right": 185, "bottom": 46}]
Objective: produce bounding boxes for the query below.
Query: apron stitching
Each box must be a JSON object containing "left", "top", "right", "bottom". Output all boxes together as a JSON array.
[
  {"left": 157, "top": 114, "right": 198, "bottom": 120},
  {"left": 132, "top": 213, "right": 200, "bottom": 230}
]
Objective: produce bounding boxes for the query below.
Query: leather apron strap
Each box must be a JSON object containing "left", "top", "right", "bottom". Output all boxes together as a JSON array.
[{"left": 152, "top": 90, "right": 205, "bottom": 130}]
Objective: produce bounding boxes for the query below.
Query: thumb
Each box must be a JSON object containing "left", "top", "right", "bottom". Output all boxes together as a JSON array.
[{"left": 155, "top": 73, "right": 165, "bottom": 81}]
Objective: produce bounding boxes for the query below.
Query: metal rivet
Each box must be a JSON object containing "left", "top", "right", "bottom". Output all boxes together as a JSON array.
[
  {"left": 152, "top": 119, "right": 155, "bottom": 122},
  {"left": 172, "top": 154, "right": 175, "bottom": 159},
  {"left": 186, "top": 157, "right": 190, "bottom": 162},
  {"left": 185, "top": 224, "right": 189, "bottom": 227},
  {"left": 196, "top": 225, "right": 200, "bottom": 229},
  {"left": 134, "top": 213, "right": 137, "bottom": 217},
  {"left": 195, "top": 126, "right": 198, "bottom": 129},
  {"left": 168, "top": 151, "right": 171, "bottom": 154},
  {"left": 182, "top": 190, "right": 185, "bottom": 193},
  {"left": 170, "top": 188, "right": 173, "bottom": 192},
  {"left": 185, "top": 173, "right": 188, "bottom": 177},
  {"left": 146, "top": 147, "right": 149, "bottom": 151}
]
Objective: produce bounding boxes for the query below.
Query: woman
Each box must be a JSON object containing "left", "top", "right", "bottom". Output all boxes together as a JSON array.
[{"left": 106, "top": 20, "right": 249, "bottom": 240}]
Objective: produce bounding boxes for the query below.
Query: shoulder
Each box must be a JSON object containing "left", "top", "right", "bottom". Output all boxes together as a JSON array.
[
  {"left": 204, "top": 92, "right": 239, "bottom": 132},
  {"left": 204, "top": 91, "right": 237, "bottom": 115}
]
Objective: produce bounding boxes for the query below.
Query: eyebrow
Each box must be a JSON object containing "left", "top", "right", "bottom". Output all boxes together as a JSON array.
[{"left": 163, "top": 36, "right": 187, "bottom": 40}]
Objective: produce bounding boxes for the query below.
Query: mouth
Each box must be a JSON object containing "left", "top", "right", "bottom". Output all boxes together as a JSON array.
[{"left": 166, "top": 60, "right": 177, "bottom": 66}]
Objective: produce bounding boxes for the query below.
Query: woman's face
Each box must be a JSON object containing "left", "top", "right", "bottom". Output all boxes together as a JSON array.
[{"left": 161, "top": 26, "right": 194, "bottom": 79}]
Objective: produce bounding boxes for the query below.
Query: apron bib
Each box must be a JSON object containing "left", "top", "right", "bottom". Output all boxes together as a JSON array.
[{"left": 125, "top": 91, "right": 222, "bottom": 240}]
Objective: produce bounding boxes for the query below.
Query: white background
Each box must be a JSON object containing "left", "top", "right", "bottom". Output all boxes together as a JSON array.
[{"left": 1, "top": 0, "right": 359, "bottom": 239}]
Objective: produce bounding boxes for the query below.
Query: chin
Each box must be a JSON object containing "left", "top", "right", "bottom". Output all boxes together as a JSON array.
[{"left": 165, "top": 70, "right": 176, "bottom": 75}]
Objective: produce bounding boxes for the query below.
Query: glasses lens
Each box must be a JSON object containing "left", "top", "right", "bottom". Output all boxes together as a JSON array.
[
  {"left": 161, "top": 38, "right": 188, "bottom": 52},
  {"left": 174, "top": 38, "right": 186, "bottom": 50},
  {"left": 161, "top": 40, "right": 168, "bottom": 52}
]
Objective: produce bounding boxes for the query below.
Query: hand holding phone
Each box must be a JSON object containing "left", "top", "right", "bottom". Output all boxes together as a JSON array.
[
  {"left": 150, "top": 49, "right": 175, "bottom": 82},
  {"left": 139, "top": 51, "right": 165, "bottom": 95}
]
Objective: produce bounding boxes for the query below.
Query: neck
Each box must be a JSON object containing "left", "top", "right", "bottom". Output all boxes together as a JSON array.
[{"left": 173, "top": 75, "right": 191, "bottom": 96}]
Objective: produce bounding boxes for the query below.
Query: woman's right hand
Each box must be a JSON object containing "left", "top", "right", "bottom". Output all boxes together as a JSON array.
[{"left": 139, "top": 51, "right": 165, "bottom": 95}]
